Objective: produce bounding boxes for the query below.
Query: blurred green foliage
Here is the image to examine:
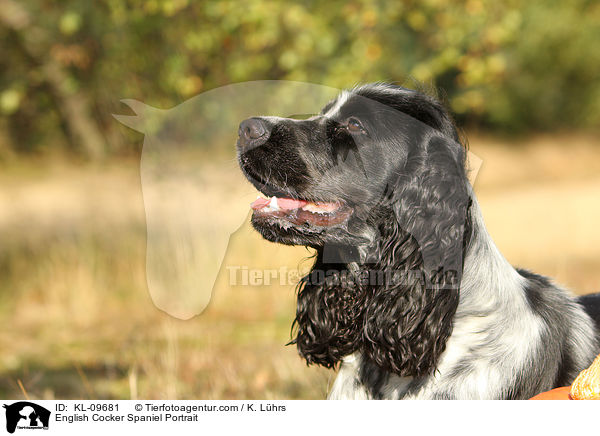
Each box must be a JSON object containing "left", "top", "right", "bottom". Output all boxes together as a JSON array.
[{"left": 1, "top": 0, "right": 599, "bottom": 156}]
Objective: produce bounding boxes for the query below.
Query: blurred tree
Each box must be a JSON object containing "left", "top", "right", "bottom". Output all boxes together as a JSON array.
[
  {"left": 0, "top": 0, "right": 105, "bottom": 158},
  {"left": 0, "top": 0, "right": 599, "bottom": 157}
]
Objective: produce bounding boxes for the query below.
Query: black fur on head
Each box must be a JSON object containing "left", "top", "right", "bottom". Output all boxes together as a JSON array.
[{"left": 237, "top": 83, "right": 472, "bottom": 377}]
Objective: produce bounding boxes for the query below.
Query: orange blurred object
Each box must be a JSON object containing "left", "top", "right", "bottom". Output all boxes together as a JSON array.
[
  {"left": 529, "top": 353, "right": 600, "bottom": 400},
  {"left": 529, "top": 386, "right": 572, "bottom": 400}
]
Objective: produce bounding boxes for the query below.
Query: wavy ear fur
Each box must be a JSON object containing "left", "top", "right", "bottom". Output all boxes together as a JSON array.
[
  {"left": 292, "top": 135, "right": 472, "bottom": 377},
  {"left": 363, "top": 135, "right": 471, "bottom": 376},
  {"left": 292, "top": 253, "right": 368, "bottom": 368}
]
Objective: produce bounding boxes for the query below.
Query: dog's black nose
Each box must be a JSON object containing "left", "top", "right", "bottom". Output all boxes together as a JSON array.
[{"left": 238, "top": 118, "right": 269, "bottom": 149}]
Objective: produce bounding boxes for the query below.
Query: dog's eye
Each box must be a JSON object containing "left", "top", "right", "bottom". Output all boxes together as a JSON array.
[{"left": 346, "top": 117, "right": 365, "bottom": 133}]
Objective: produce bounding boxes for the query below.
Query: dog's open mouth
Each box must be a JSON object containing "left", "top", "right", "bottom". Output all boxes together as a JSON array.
[{"left": 250, "top": 195, "right": 353, "bottom": 227}]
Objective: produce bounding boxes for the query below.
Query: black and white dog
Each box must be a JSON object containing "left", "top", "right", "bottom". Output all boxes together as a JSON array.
[{"left": 236, "top": 83, "right": 600, "bottom": 399}]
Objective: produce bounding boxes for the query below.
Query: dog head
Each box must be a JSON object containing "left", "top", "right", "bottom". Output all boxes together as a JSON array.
[{"left": 237, "top": 83, "right": 472, "bottom": 376}]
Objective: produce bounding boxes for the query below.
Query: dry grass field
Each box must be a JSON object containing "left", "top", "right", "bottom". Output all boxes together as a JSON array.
[{"left": 1, "top": 133, "right": 600, "bottom": 399}]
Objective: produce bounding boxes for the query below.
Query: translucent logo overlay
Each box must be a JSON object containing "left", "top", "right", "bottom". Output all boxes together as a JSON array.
[{"left": 114, "top": 81, "right": 482, "bottom": 319}]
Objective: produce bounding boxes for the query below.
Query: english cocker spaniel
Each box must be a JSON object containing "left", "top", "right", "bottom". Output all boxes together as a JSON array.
[{"left": 236, "top": 83, "right": 600, "bottom": 399}]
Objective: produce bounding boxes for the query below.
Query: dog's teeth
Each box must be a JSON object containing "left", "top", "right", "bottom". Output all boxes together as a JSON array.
[{"left": 262, "top": 196, "right": 279, "bottom": 211}]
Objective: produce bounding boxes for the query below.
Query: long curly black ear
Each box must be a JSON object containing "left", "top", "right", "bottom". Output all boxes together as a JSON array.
[
  {"left": 292, "top": 252, "right": 367, "bottom": 368},
  {"left": 363, "top": 135, "right": 472, "bottom": 377}
]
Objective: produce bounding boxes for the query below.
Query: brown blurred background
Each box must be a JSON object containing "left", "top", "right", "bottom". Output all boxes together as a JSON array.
[{"left": 1, "top": 0, "right": 599, "bottom": 399}]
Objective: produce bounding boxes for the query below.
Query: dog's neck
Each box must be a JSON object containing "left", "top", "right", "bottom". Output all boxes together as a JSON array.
[{"left": 457, "top": 193, "right": 527, "bottom": 314}]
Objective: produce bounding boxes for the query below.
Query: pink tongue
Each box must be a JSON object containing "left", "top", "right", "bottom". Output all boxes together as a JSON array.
[
  {"left": 250, "top": 197, "right": 270, "bottom": 210},
  {"left": 278, "top": 198, "right": 308, "bottom": 209},
  {"left": 250, "top": 197, "right": 309, "bottom": 210}
]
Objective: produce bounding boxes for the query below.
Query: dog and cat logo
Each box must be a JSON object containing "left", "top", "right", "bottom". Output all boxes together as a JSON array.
[{"left": 2, "top": 402, "right": 50, "bottom": 433}]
